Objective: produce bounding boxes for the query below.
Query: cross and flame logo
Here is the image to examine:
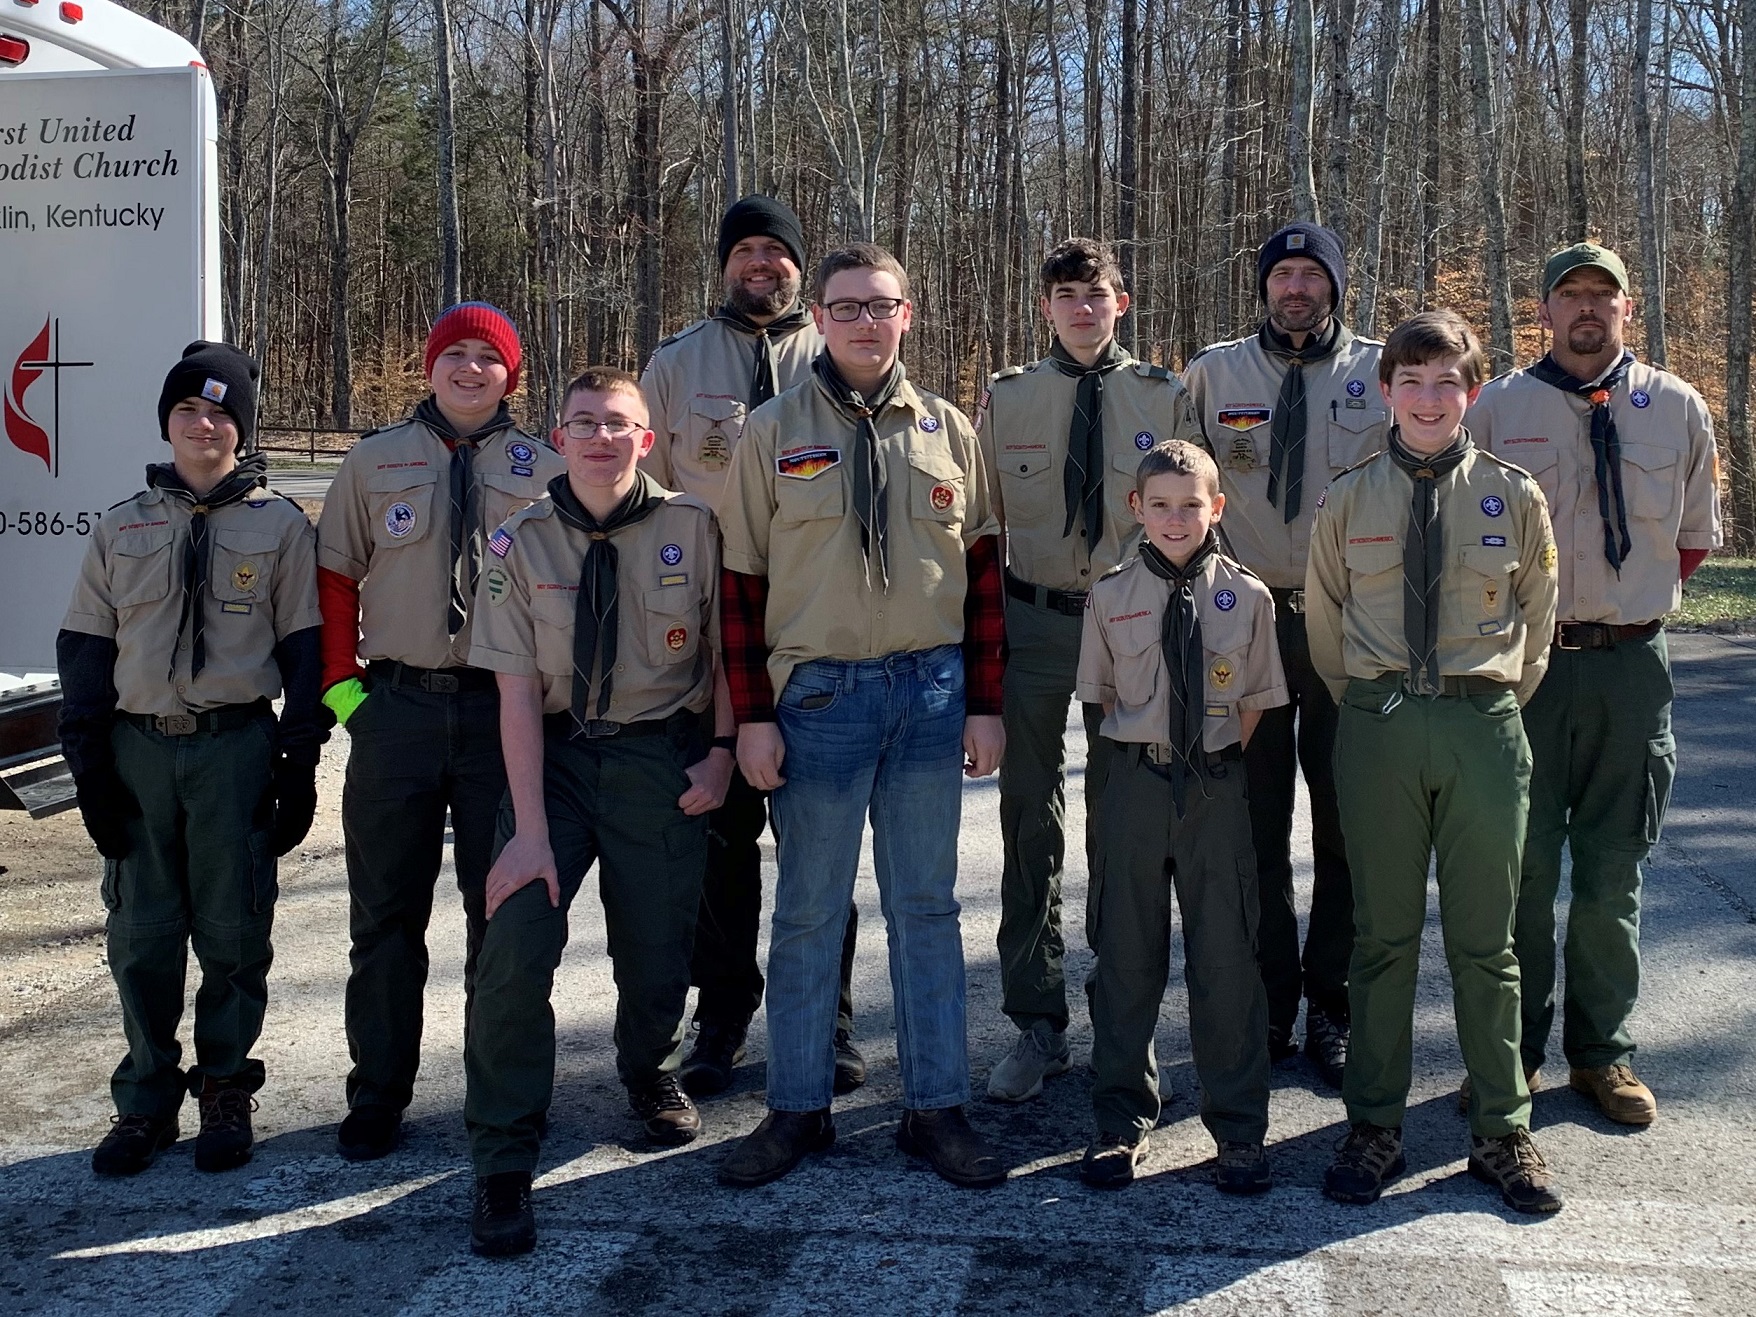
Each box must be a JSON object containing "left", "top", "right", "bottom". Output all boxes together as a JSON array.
[{"left": 5, "top": 317, "right": 93, "bottom": 478}]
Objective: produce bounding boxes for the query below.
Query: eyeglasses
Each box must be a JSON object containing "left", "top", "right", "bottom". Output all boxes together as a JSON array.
[
  {"left": 562, "top": 417, "right": 644, "bottom": 439},
  {"left": 823, "top": 298, "right": 905, "bottom": 323}
]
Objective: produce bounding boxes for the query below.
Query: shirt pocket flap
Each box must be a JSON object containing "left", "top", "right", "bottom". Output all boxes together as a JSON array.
[
  {"left": 1330, "top": 405, "right": 1387, "bottom": 435},
  {"left": 1000, "top": 449, "right": 1053, "bottom": 478},
  {"left": 109, "top": 525, "right": 176, "bottom": 609},
  {"left": 1343, "top": 538, "right": 1403, "bottom": 575},
  {"left": 1201, "top": 608, "right": 1254, "bottom": 656},
  {"left": 691, "top": 397, "right": 746, "bottom": 427},
  {"left": 775, "top": 462, "right": 846, "bottom": 523},
  {"left": 480, "top": 472, "right": 545, "bottom": 498},
  {"left": 908, "top": 448, "right": 965, "bottom": 522},
  {"left": 1501, "top": 440, "right": 1558, "bottom": 474},
  {"left": 211, "top": 529, "right": 280, "bottom": 602},
  {"left": 366, "top": 466, "right": 441, "bottom": 493},
  {"left": 1112, "top": 447, "right": 1149, "bottom": 477},
  {"left": 1328, "top": 406, "right": 1388, "bottom": 467},
  {"left": 1108, "top": 614, "right": 1160, "bottom": 658},
  {"left": 1458, "top": 543, "right": 1521, "bottom": 577},
  {"left": 643, "top": 586, "right": 700, "bottom": 664},
  {"left": 1620, "top": 442, "right": 1677, "bottom": 473}
]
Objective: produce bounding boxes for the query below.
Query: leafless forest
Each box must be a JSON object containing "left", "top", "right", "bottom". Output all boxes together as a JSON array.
[{"left": 133, "top": 0, "right": 1756, "bottom": 547}]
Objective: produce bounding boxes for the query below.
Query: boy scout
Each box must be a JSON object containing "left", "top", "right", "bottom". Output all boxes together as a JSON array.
[
  {"left": 1306, "top": 311, "right": 1562, "bottom": 1214},
  {"left": 640, "top": 196, "right": 865, "bottom": 1099},
  {"left": 1467, "top": 243, "right": 1722, "bottom": 1126},
  {"left": 715, "top": 243, "right": 1009, "bottom": 1189},
  {"left": 976, "top": 238, "right": 1204, "bottom": 1103},
  {"left": 57, "top": 342, "right": 323, "bottom": 1176},
  {"left": 1182, "top": 222, "right": 1386, "bottom": 1084},
  {"left": 463, "top": 367, "right": 731, "bottom": 1257},
  {"left": 316, "top": 302, "right": 565, "bottom": 1161},
  {"left": 1075, "top": 440, "right": 1285, "bottom": 1192}
]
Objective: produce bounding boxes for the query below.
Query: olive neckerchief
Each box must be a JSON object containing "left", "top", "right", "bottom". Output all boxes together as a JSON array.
[
  {"left": 712, "top": 301, "right": 813, "bottom": 409},
  {"left": 414, "top": 395, "right": 514, "bottom": 636}
]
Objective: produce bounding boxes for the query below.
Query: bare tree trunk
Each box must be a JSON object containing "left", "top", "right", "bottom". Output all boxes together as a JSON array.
[
  {"left": 1218, "top": 0, "right": 1242, "bottom": 332},
  {"left": 1419, "top": 0, "right": 1441, "bottom": 305},
  {"left": 1726, "top": 0, "right": 1756, "bottom": 553},
  {"left": 1354, "top": 0, "right": 1401, "bottom": 335},
  {"left": 1322, "top": 0, "right": 1357, "bottom": 248},
  {"left": 1288, "top": 0, "right": 1319, "bottom": 222},
  {"left": 1083, "top": 0, "right": 1105, "bottom": 235},
  {"left": 1465, "top": 0, "right": 1515, "bottom": 371},
  {"left": 1565, "top": 0, "right": 1589, "bottom": 239},
  {"left": 1632, "top": 0, "right": 1666, "bottom": 365},
  {"left": 188, "top": 0, "right": 209, "bottom": 50},
  {"left": 252, "top": 3, "right": 285, "bottom": 370},
  {"left": 1047, "top": 0, "right": 1072, "bottom": 235},
  {"left": 720, "top": 0, "right": 740, "bottom": 200},
  {"left": 434, "top": 0, "right": 461, "bottom": 307},
  {"left": 1118, "top": 0, "right": 1137, "bottom": 350}
]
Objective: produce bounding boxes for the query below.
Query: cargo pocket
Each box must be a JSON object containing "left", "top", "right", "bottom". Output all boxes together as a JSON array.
[
  {"left": 688, "top": 397, "right": 746, "bottom": 475},
  {"left": 1642, "top": 730, "right": 1677, "bottom": 846},
  {"left": 997, "top": 448, "right": 1056, "bottom": 524},
  {"left": 100, "top": 857, "right": 123, "bottom": 913},
  {"left": 1108, "top": 615, "right": 1161, "bottom": 708},
  {"left": 1449, "top": 543, "right": 1521, "bottom": 641},
  {"left": 1621, "top": 442, "right": 1679, "bottom": 521},
  {"left": 211, "top": 529, "right": 280, "bottom": 606},
  {"left": 368, "top": 468, "right": 440, "bottom": 548},
  {"left": 643, "top": 587, "right": 701, "bottom": 666},
  {"left": 908, "top": 449, "right": 965, "bottom": 524},
  {"left": 775, "top": 463, "right": 846, "bottom": 524},
  {"left": 248, "top": 830, "right": 278, "bottom": 916},
  {"left": 1327, "top": 405, "right": 1389, "bottom": 471},
  {"left": 110, "top": 525, "right": 176, "bottom": 611}
]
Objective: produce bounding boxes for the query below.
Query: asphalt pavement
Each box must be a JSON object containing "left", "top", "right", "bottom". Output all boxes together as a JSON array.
[{"left": 0, "top": 631, "right": 1752, "bottom": 1315}]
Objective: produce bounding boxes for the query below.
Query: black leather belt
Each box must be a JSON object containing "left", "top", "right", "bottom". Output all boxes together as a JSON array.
[
  {"left": 1136, "top": 741, "right": 1244, "bottom": 769},
  {"left": 120, "top": 699, "right": 271, "bottom": 737},
  {"left": 1270, "top": 587, "right": 1305, "bottom": 614},
  {"left": 544, "top": 708, "right": 698, "bottom": 741},
  {"left": 1555, "top": 620, "right": 1662, "bottom": 651},
  {"left": 367, "top": 660, "right": 498, "bottom": 693},
  {"left": 1005, "top": 573, "right": 1088, "bottom": 617},
  {"left": 1359, "top": 673, "right": 1513, "bottom": 698}
]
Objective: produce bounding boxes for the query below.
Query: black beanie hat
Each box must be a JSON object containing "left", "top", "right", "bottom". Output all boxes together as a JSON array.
[
  {"left": 158, "top": 341, "right": 260, "bottom": 451},
  {"left": 718, "top": 195, "right": 806, "bottom": 272},
  {"left": 1257, "top": 222, "right": 1347, "bottom": 310}
]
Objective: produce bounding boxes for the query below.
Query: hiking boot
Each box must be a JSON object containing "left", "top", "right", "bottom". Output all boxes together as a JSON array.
[
  {"left": 833, "top": 1028, "right": 868, "bottom": 1095},
  {"left": 91, "top": 1113, "right": 178, "bottom": 1177},
  {"left": 1304, "top": 1006, "right": 1349, "bottom": 1089},
  {"left": 897, "top": 1106, "right": 1008, "bottom": 1188},
  {"left": 1322, "top": 1122, "right": 1406, "bottom": 1205},
  {"left": 985, "top": 1022, "right": 1072, "bottom": 1103},
  {"left": 1080, "top": 1131, "right": 1149, "bottom": 1189},
  {"left": 1267, "top": 1025, "right": 1299, "bottom": 1064},
  {"left": 336, "top": 1103, "right": 402, "bottom": 1162},
  {"left": 628, "top": 1075, "right": 702, "bottom": 1146},
  {"left": 1215, "top": 1140, "right": 1273, "bottom": 1195},
  {"left": 679, "top": 1020, "right": 747, "bottom": 1098},
  {"left": 1569, "top": 1063, "right": 1657, "bottom": 1126},
  {"left": 194, "top": 1080, "right": 257, "bottom": 1173},
  {"left": 718, "top": 1108, "right": 835, "bottom": 1188},
  {"left": 1469, "top": 1128, "right": 1564, "bottom": 1214},
  {"left": 470, "top": 1171, "right": 536, "bottom": 1257},
  {"left": 1457, "top": 1065, "right": 1542, "bottom": 1115}
]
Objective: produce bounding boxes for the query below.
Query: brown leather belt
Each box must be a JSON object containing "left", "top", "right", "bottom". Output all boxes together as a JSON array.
[{"left": 1554, "top": 620, "right": 1662, "bottom": 651}]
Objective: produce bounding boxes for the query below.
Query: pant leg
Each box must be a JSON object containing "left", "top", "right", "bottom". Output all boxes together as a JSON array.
[
  {"left": 996, "top": 597, "right": 1081, "bottom": 1033},
  {"left": 836, "top": 901, "right": 858, "bottom": 1034},
  {"left": 691, "top": 764, "right": 770, "bottom": 1026},
  {"left": 1244, "top": 611, "right": 1302, "bottom": 1035},
  {"left": 1088, "top": 748, "right": 1176, "bottom": 1140},
  {"left": 1432, "top": 692, "right": 1533, "bottom": 1139},
  {"left": 446, "top": 686, "right": 506, "bottom": 1038},
  {"left": 1286, "top": 621, "right": 1354, "bottom": 1022},
  {"left": 868, "top": 646, "right": 971, "bottom": 1110},
  {"left": 1513, "top": 649, "right": 1571, "bottom": 1075}
]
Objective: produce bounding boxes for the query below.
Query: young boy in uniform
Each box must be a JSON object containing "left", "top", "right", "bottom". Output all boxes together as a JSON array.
[
  {"left": 463, "top": 367, "right": 733, "bottom": 1256},
  {"left": 1076, "top": 440, "right": 1285, "bottom": 1191},
  {"left": 58, "top": 342, "right": 325, "bottom": 1176},
  {"left": 1305, "top": 310, "right": 1563, "bottom": 1214}
]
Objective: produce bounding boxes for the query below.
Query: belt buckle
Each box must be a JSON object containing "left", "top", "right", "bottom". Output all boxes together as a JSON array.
[
  {"left": 580, "top": 719, "right": 620, "bottom": 739},
  {"left": 1285, "top": 589, "right": 1305, "bottom": 614},
  {"left": 156, "top": 713, "right": 199, "bottom": 736},
  {"left": 422, "top": 673, "right": 461, "bottom": 694},
  {"left": 1145, "top": 742, "right": 1173, "bottom": 766},
  {"left": 1555, "top": 623, "right": 1585, "bottom": 651}
]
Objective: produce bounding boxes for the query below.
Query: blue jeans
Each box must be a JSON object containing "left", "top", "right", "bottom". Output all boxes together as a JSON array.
[{"left": 767, "top": 645, "right": 971, "bottom": 1112}]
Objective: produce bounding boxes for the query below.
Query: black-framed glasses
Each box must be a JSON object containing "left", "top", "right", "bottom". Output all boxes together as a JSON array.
[
  {"left": 562, "top": 417, "right": 644, "bottom": 439},
  {"left": 823, "top": 297, "right": 905, "bottom": 323}
]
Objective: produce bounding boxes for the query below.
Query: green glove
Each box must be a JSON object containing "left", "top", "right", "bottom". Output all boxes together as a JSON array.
[{"left": 322, "top": 677, "right": 369, "bottom": 728}]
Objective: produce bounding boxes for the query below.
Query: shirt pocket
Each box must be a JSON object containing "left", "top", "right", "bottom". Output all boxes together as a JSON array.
[
  {"left": 1108, "top": 615, "right": 1161, "bottom": 707},
  {"left": 529, "top": 586, "right": 577, "bottom": 677},
  {"left": 642, "top": 585, "right": 701, "bottom": 667},
  {"left": 1449, "top": 543, "right": 1522, "bottom": 639},
  {"left": 1202, "top": 610, "right": 1254, "bottom": 702},
  {"left": 1213, "top": 411, "right": 1273, "bottom": 476},
  {"left": 210, "top": 529, "right": 281, "bottom": 605},
  {"left": 689, "top": 397, "right": 746, "bottom": 474},
  {"left": 1327, "top": 404, "right": 1389, "bottom": 471},
  {"left": 109, "top": 525, "right": 177, "bottom": 610},
  {"left": 1343, "top": 537, "right": 1403, "bottom": 583},
  {"left": 775, "top": 461, "right": 846, "bottom": 525},
  {"left": 1619, "top": 442, "right": 1678, "bottom": 521},
  {"left": 368, "top": 468, "right": 440, "bottom": 548},
  {"left": 479, "top": 471, "right": 548, "bottom": 533},
  {"left": 908, "top": 447, "right": 965, "bottom": 525},
  {"left": 1505, "top": 440, "right": 1560, "bottom": 512},
  {"left": 996, "top": 448, "right": 1056, "bottom": 523}
]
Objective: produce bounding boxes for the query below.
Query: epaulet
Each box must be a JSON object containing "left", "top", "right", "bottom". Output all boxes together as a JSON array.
[
  {"left": 1218, "top": 554, "right": 1265, "bottom": 585},
  {"left": 1334, "top": 449, "right": 1386, "bottom": 481},
  {"left": 1186, "top": 336, "right": 1244, "bottom": 365},
  {"left": 355, "top": 422, "right": 397, "bottom": 441},
  {"left": 486, "top": 498, "right": 551, "bottom": 560},
  {"left": 1132, "top": 361, "right": 1175, "bottom": 381},
  {"left": 105, "top": 493, "right": 144, "bottom": 513},
  {"left": 664, "top": 491, "right": 715, "bottom": 518},
  {"left": 1472, "top": 447, "right": 1535, "bottom": 481},
  {"left": 1097, "top": 556, "right": 1139, "bottom": 584},
  {"left": 990, "top": 365, "right": 1028, "bottom": 384},
  {"left": 655, "top": 320, "right": 708, "bottom": 353}
]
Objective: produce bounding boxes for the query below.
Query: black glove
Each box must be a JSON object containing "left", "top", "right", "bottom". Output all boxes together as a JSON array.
[
  {"left": 269, "top": 756, "right": 318, "bottom": 858},
  {"left": 73, "top": 766, "right": 138, "bottom": 861}
]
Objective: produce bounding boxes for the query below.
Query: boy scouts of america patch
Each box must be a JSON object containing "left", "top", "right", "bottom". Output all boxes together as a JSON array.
[
  {"left": 775, "top": 447, "right": 841, "bottom": 479},
  {"left": 919, "top": 416, "right": 941, "bottom": 433},
  {"left": 1213, "top": 588, "right": 1237, "bottom": 611},
  {"left": 1209, "top": 657, "right": 1235, "bottom": 690},
  {"left": 201, "top": 378, "right": 227, "bottom": 403},
  {"left": 1540, "top": 542, "right": 1558, "bottom": 573},
  {"left": 1134, "top": 431, "right": 1154, "bottom": 450},
  {"left": 386, "top": 502, "right": 418, "bottom": 538},
  {"left": 666, "top": 625, "right": 688, "bottom": 652},
  {"left": 488, "top": 526, "right": 515, "bottom": 558},
  {"left": 508, "top": 441, "right": 535, "bottom": 464},
  {"left": 231, "top": 561, "right": 258, "bottom": 594},
  {"left": 930, "top": 482, "right": 956, "bottom": 512},
  {"left": 661, "top": 543, "right": 683, "bottom": 565},
  {"left": 1347, "top": 379, "right": 1365, "bottom": 398},
  {"left": 1481, "top": 496, "right": 1505, "bottom": 517},
  {"left": 485, "top": 566, "right": 510, "bottom": 605}
]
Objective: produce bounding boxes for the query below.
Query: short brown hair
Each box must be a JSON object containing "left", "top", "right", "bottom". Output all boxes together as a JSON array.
[
  {"left": 560, "top": 365, "right": 645, "bottom": 418},
  {"left": 813, "top": 242, "right": 911, "bottom": 303},
  {"left": 1135, "top": 439, "right": 1220, "bottom": 498},
  {"left": 1378, "top": 310, "right": 1488, "bottom": 390},
  {"left": 1040, "top": 238, "right": 1125, "bottom": 298}
]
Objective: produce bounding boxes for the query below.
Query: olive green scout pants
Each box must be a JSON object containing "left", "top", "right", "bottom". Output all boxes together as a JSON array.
[
  {"left": 1334, "top": 676, "right": 1532, "bottom": 1139},
  {"left": 998, "top": 592, "right": 1115, "bottom": 1033},
  {"left": 466, "top": 720, "right": 709, "bottom": 1177},
  {"left": 1517, "top": 630, "right": 1676, "bottom": 1073},
  {"left": 106, "top": 712, "right": 277, "bottom": 1119},
  {"left": 1089, "top": 742, "right": 1269, "bottom": 1145}
]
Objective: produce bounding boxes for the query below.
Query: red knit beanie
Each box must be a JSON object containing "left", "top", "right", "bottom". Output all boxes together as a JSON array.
[{"left": 424, "top": 301, "right": 522, "bottom": 393}]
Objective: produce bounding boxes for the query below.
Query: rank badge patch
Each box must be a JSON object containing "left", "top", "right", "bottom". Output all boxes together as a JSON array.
[
  {"left": 231, "top": 561, "right": 258, "bottom": 593},
  {"left": 930, "top": 482, "right": 957, "bottom": 512},
  {"left": 1209, "top": 657, "right": 1235, "bottom": 690}
]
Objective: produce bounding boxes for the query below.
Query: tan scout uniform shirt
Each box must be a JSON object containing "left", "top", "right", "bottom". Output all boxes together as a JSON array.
[
  {"left": 468, "top": 492, "right": 719, "bottom": 722},
  {"left": 1182, "top": 325, "right": 1388, "bottom": 587},
  {"left": 718, "top": 371, "right": 999, "bottom": 700},
  {"left": 1305, "top": 444, "right": 1560, "bottom": 706},
  {"left": 316, "top": 417, "right": 565, "bottom": 670},
  {"left": 977, "top": 356, "right": 1205, "bottom": 591},
  {"left": 63, "top": 485, "right": 321, "bottom": 716},
  {"left": 1466, "top": 360, "right": 1722, "bottom": 626},
  {"left": 1075, "top": 553, "right": 1288, "bottom": 749},
  {"left": 639, "top": 315, "right": 824, "bottom": 510}
]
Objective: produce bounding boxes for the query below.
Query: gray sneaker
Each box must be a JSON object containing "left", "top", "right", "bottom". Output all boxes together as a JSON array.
[{"left": 986, "top": 1024, "right": 1072, "bottom": 1103}]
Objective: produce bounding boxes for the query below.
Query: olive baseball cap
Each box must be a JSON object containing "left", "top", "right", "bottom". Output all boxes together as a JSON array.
[{"left": 1542, "top": 242, "right": 1629, "bottom": 297}]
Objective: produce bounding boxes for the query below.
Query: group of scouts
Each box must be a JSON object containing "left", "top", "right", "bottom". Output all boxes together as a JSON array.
[{"left": 56, "top": 193, "right": 1722, "bottom": 1256}]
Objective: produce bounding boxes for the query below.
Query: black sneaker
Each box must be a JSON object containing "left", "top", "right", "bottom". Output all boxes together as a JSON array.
[
  {"left": 1323, "top": 1122, "right": 1405, "bottom": 1205},
  {"left": 194, "top": 1082, "right": 257, "bottom": 1173},
  {"left": 337, "top": 1103, "right": 403, "bottom": 1162},
  {"left": 679, "top": 1020, "right": 747, "bottom": 1098},
  {"left": 628, "top": 1075, "right": 702, "bottom": 1146},
  {"left": 1080, "top": 1131, "right": 1148, "bottom": 1189},
  {"left": 1214, "top": 1140, "right": 1273, "bottom": 1195},
  {"left": 1469, "top": 1129, "right": 1563, "bottom": 1214},
  {"left": 1304, "top": 1007, "right": 1349, "bottom": 1089},
  {"left": 832, "top": 1028, "right": 867, "bottom": 1094},
  {"left": 470, "top": 1171, "right": 536, "bottom": 1257},
  {"left": 1267, "top": 1026, "right": 1299, "bottom": 1065},
  {"left": 91, "top": 1114, "right": 178, "bottom": 1177}
]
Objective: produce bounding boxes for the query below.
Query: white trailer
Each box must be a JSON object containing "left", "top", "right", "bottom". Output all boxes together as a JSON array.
[{"left": 0, "top": 0, "right": 220, "bottom": 815}]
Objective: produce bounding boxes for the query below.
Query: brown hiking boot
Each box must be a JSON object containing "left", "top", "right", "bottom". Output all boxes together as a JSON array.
[
  {"left": 1322, "top": 1122, "right": 1405, "bottom": 1205},
  {"left": 1569, "top": 1063, "right": 1657, "bottom": 1125},
  {"left": 718, "top": 1108, "right": 835, "bottom": 1187},
  {"left": 897, "top": 1105, "right": 1008, "bottom": 1188},
  {"left": 1469, "top": 1128, "right": 1563, "bottom": 1214},
  {"left": 1457, "top": 1065, "right": 1541, "bottom": 1114}
]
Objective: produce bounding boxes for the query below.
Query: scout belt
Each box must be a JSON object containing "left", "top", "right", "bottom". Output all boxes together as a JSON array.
[
  {"left": 1005, "top": 572, "right": 1088, "bottom": 617},
  {"left": 1135, "top": 740, "right": 1243, "bottom": 773},
  {"left": 1270, "top": 587, "right": 1305, "bottom": 614},
  {"left": 1355, "top": 672, "right": 1513, "bottom": 701},
  {"left": 544, "top": 708, "right": 699, "bottom": 742},
  {"left": 366, "top": 660, "right": 499, "bottom": 694},
  {"left": 120, "top": 698, "right": 272, "bottom": 737},
  {"left": 1554, "top": 619, "right": 1661, "bottom": 651}
]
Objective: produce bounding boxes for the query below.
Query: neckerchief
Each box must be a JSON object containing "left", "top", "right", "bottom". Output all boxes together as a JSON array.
[
  {"left": 812, "top": 351, "right": 904, "bottom": 590},
  {"left": 1138, "top": 532, "right": 1221, "bottom": 817},
  {"left": 548, "top": 471, "right": 668, "bottom": 731},
  {"left": 415, "top": 395, "right": 514, "bottom": 635},
  {"left": 1386, "top": 428, "right": 1472, "bottom": 695},
  {"left": 1259, "top": 317, "right": 1344, "bottom": 523},
  {"left": 1527, "top": 349, "right": 1635, "bottom": 573},
  {"left": 146, "top": 451, "right": 270, "bottom": 682},
  {"left": 712, "top": 301, "right": 813, "bottom": 409},
  {"left": 1047, "top": 336, "right": 1132, "bottom": 547}
]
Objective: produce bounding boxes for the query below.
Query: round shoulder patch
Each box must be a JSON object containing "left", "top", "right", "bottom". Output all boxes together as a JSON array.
[
  {"left": 1630, "top": 389, "right": 1651, "bottom": 408},
  {"left": 385, "top": 502, "right": 417, "bottom": 538},
  {"left": 1134, "top": 431, "right": 1155, "bottom": 450},
  {"left": 1213, "top": 588, "right": 1237, "bottom": 611},
  {"left": 661, "top": 543, "right": 683, "bottom": 566},
  {"left": 1346, "top": 379, "right": 1365, "bottom": 398},
  {"left": 919, "top": 415, "right": 941, "bottom": 433},
  {"left": 1480, "top": 495, "right": 1505, "bottom": 518}
]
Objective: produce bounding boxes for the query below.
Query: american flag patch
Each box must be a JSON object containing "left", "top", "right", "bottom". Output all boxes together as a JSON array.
[{"left": 488, "top": 527, "right": 515, "bottom": 558}]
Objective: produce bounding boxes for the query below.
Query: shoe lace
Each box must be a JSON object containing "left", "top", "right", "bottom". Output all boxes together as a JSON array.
[
  {"left": 110, "top": 1113, "right": 159, "bottom": 1140},
  {"left": 1218, "top": 1141, "right": 1260, "bottom": 1167},
  {"left": 1333, "top": 1123, "right": 1395, "bottom": 1170},
  {"left": 1504, "top": 1129, "right": 1548, "bottom": 1177},
  {"left": 1602, "top": 1062, "right": 1639, "bottom": 1090},
  {"left": 639, "top": 1077, "right": 692, "bottom": 1115},
  {"left": 478, "top": 1176, "right": 530, "bottom": 1214},
  {"left": 199, "top": 1088, "right": 257, "bottom": 1134}
]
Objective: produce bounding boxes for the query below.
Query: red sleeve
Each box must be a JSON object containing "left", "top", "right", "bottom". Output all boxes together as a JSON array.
[
  {"left": 1680, "top": 547, "right": 1708, "bottom": 583},
  {"left": 962, "top": 534, "right": 1006, "bottom": 716},
  {"left": 721, "top": 567, "right": 776, "bottom": 724},
  {"left": 318, "top": 566, "right": 365, "bottom": 691}
]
